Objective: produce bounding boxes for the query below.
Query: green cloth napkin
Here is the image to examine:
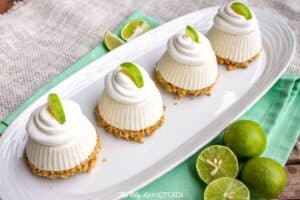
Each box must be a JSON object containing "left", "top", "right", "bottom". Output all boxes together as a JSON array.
[{"left": 1, "top": 11, "right": 299, "bottom": 200}]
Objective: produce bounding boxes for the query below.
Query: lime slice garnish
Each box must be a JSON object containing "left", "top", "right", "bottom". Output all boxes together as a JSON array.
[
  {"left": 104, "top": 31, "right": 125, "bottom": 51},
  {"left": 184, "top": 25, "right": 200, "bottom": 43},
  {"left": 120, "top": 19, "right": 151, "bottom": 41},
  {"left": 231, "top": 2, "right": 252, "bottom": 20},
  {"left": 120, "top": 62, "right": 144, "bottom": 88},
  {"left": 204, "top": 177, "right": 250, "bottom": 200},
  {"left": 47, "top": 93, "right": 66, "bottom": 124},
  {"left": 196, "top": 145, "right": 239, "bottom": 184}
]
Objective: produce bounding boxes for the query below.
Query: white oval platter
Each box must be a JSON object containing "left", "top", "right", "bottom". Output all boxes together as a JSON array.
[{"left": 0, "top": 7, "right": 296, "bottom": 200}]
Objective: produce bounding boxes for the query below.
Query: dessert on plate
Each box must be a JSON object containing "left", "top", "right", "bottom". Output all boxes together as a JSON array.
[
  {"left": 155, "top": 25, "right": 218, "bottom": 99},
  {"left": 206, "top": 1, "right": 262, "bottom": 70},
  {"left": 95, "top": 62, "right": 165, "bottom": 143},
  {"left": 25, "top": 93, "right": 100, "bottom": 179}
]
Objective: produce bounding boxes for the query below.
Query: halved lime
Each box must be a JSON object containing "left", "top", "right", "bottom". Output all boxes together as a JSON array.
[
  {"left": 196, "top": 145, "right": 239, "bottom": 184},
  {"left": 120, "top": 19, "right": 151, "bottom": 41},
  {"left": 120, "top": 62, "right": 144, "bottom": 88},
  {"left": 184, "top": 25, "right": 200, "bottom": 43},
  {"left": 104, "top": 31, "right": 125, "bottom": 51},
  {"left": 204, "top": 177, "right": 250, "bottom": 200},
  {"left": 231, "top": 2, "right": 252, "bottom": 20},
  {"left": 47, "top": 93, "right": 66, "bottom": 124}
]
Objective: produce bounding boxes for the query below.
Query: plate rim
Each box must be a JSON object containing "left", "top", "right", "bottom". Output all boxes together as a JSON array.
[{"left": 0, "top": 6, "right": 296, "bottom": 200}]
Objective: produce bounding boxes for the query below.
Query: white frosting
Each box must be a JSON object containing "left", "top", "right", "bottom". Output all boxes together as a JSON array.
[
  {"left": 213, "top": 1, "right": 259, "bottom": 35},
  {"left": 105, "top": 65, "right": 154, "bottom": 105},
  {"left": 26, "top": 100, "right": 95, "bottom": 146},
  {"left": 167, "top": 32, "right": 213, "bottom": 66}
]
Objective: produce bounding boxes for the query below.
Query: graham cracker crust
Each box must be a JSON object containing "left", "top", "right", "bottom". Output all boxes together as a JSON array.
[
  {"left": 25, "top": 135, "right": 101, "bottom": 179},
  {"left": 155, "top": 69, "right": 215, "bottom": 99},
  {"left": 217, "top": 52, "right": 260, "bottom": 71},
  {"left": 95, "top": 106, "right": 165, "bottom": 143}
]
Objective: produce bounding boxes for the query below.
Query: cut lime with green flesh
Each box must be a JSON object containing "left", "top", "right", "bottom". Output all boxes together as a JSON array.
[
  {"left": 204, "top": 177, "right": 250, "bottom": 200},
  {"left": 184, "top": 25, "right": 200, "bottom": 43},
  {"left": 120, "top": 62, "right": 144, "bottom": 88},
  {"left": 47, "top": 93, "right": 66, "bottom": 124},
  {"left": 231, "top": 2, "right": 252, "bottom": 20},
  {"left": 121, "top": 19, "right": 151, "bottom": 41},
  {"left": 104, "top": 31, "right": 125, "bottom": 51},
  {"left": 196, "top": 145, "right": 239, "bottom": 184}
]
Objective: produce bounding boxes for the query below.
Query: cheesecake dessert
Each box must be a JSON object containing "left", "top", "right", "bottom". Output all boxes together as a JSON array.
[
  {"left": 156, "top": 25, "right": 218, "bottom": 99},
  {"left": 206, "top": 1, "right": 262, "bottom": 70},
  {"left": 25, "top": 93, "right": 100, "bottom": 179},
  {"left": 95, "top": 62, "right": 165, "bottom": 143}
]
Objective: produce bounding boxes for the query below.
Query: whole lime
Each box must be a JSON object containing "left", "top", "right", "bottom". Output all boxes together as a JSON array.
[
  {"left": 223, "top": 120, "right": 266, "bottom": 158},
  {"left": 241, "top": 157, "right": 287, "bottom": 199}
]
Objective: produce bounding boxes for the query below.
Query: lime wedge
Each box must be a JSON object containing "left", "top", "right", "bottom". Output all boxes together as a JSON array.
[
  {"left": 196, "top": 145, "right": 239, "bottom": 184},
  {"left": 204, "top": 177, "right": 250, "bottom": 200},
  {"left": 231, "top": 2, "right": 252, "bottom": 20},
  {"left": 184, "top": 25, "right": 200, "bottom": 43},
  {"left": 120, "top": 62, "right": 144, "bottom": 88},
  {"left": 120, "top": 19, "right": 151, "bottom": 41},
  {"left": 47, "top": 93, "right": 66, "bottom": 124},
  {"left": 104, "top": 31, "right": 125, "bottom": 51}
]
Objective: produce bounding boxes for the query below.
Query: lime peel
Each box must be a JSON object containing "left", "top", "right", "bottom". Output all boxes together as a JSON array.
[
  {"left": 231, "top": 2, "right": 252, "bottom": 20},
  {"left": 184, "top": 25, "right": 200, "bottom": 43},
  {"left": 104, "top": 31, "right": 125, "bottom": 51},
  {"left": 241, "top": 157, "right": 287, "bottom": 199},
  {"left": 120, "top": 62, "right": 144, "bottom": 88},
  {"left": 121, "top": 19, "right": 151, "bottom": 41},
  {"left": 47, "top": 93, "right": 66, "bottom": 124},
  {"left": 224, "top": 120, "right": 266, "bottom": 158}
]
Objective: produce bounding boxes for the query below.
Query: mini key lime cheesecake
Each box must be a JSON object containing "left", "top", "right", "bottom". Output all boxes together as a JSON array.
[
  {"left": 95, "top": 62, "right": 165, "bottom": 143},
  {"left": 206, "top": 1, "right": 262, "bottom": 70},
  {"left": 25, "top": 94, "right": 100, "bottom": 179},
  {"left": 156, "top": 25, "right": 218, "bottom": 99}
]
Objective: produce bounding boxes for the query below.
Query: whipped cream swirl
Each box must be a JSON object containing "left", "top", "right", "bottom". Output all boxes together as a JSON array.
[
  {"left": 213, "top": 1, "right": 258, "bottom": 35},
  {"left": 167, "top": 33, "right": 213, "bottom": 66},
  {"left": 105, "top": 66, "right": 153, "bottom": 104},
  {"left": 26, "top": 100, "right": 90, "bottom": 146}
]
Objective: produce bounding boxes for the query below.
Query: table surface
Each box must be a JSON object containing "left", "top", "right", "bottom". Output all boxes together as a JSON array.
[
  {"left": 280, "top": 147, "right": 300, "bottom": 199},
  {"left": 1, "top": 1, "right": 299, "bottom": 199}
]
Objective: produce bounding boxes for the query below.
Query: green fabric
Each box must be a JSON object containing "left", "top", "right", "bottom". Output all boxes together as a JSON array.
[{"left": 1, "top": 11, "right": 299, "bottom": 200}]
